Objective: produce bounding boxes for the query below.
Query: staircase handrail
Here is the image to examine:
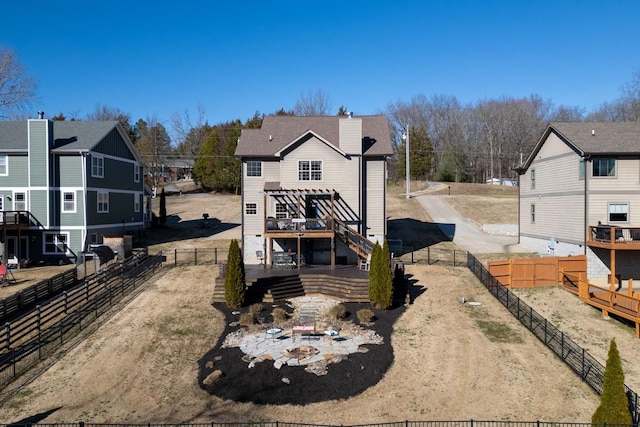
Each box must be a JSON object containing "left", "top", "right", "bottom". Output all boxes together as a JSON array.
[{"left": 333, "top": 218, "right": 374, "bottom": 256}]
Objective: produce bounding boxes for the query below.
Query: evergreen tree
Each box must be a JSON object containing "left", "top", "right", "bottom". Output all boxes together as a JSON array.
[
  {"left": 159, "top": 187, "right": 167, "bottom": 225},
  {"left": 368, "top": 243, "right": 381, "bottom": 305},
  {"left": 592, "top": 338, "right": 632, "bottom": 425},
  {"left": 379, "top": 239, "right": 394, "bottom": 309},
  {"left": 224, "top": 239, "right": 245, "bottom": 309}
]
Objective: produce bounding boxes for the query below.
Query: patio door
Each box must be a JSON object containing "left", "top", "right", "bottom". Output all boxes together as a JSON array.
[{"left": 6, "top": 236, "right": 28, "bottom": 260}]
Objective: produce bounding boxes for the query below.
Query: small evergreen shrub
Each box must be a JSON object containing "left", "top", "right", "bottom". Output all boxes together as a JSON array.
[
  {"left": 592, "top": 338, "right": 632, "bottom": 425},
  {"left": 224, "top": 239, "right": 245, "bottom": 309}
]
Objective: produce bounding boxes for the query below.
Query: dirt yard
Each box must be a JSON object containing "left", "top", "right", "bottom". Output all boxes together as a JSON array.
[{"left": 1, "top": 181, "right": 639, "bottom": 424}]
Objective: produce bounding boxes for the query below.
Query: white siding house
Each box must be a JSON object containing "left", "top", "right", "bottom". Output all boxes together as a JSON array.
[
  {"left": 517, "top": 122, "right": 640, "bottom": 283},
  {"left": 235, "top": 115, "right": 392, "bottom": 268}
]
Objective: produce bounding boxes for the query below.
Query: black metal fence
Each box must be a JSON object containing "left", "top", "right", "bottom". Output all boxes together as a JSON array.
[
  {"left": 0, "top": 420, "right": 637, "bottom": 427},
  {"left": 160, "top": 247, "right": 228, "bottom": 266},
  {"left": 467, "top": 252, "right": 640, "bottom": 423},
  {"left": 401, "top": 246, "right": 468, "bottom": 267},
  {"left": 0, "top": 249, "right": 163, "bottom": 390}
]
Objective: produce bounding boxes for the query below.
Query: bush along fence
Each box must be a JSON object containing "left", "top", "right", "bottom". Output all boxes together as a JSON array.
[
  {"left": 0, "top": 249, "right": 162, "bottom": 390},
  {"left": 467, "top": 253, "right": 640, "bottom": 424},
  {"left": 1, "top": 420, "right": 639, "bottom": 427},
  {"left": 401, "top": 246, "right": 468, "bottom": 267}
]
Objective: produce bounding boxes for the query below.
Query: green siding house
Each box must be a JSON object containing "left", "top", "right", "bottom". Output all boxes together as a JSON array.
[{"left": 0, "top": 113, "right": 151, "bottom": 265}]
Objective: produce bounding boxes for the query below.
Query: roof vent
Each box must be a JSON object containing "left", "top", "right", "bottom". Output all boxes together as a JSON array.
[
  {"left": 347, "top": 111, "right": 353, "bottom": 119},
  {"left": 37, "top": 111, "right": 45, "bottom": 119},
  {"left": 269, "top": 135, "right": 273, "bottom": 141},
  {"left": 592, "top": 129, "right": 595, "bottom": 136}
]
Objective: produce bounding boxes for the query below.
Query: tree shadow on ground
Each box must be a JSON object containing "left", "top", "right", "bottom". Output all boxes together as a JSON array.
[
  {"left": 387, "top": 218, "right": 453, "bottom": 253},
  {"left": 140, "top": 215, "right": 240, "bottom": 247},
  {"left": 7, "top": 407, "right": 61, "bottom": 426}
]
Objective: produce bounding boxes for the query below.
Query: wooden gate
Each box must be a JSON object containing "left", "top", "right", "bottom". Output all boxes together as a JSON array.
[{"left": 488, "top": 255, "right": 586, "bottom": 288}]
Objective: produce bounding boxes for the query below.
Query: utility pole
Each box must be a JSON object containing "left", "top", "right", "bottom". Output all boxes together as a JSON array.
[{"left": 402, "top": 126, "right": 410, "bottom": 199}]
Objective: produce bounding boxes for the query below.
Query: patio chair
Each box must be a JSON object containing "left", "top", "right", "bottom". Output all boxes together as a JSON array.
[{"left": 0, "top": 264, "right": 16, "bottom": 286}]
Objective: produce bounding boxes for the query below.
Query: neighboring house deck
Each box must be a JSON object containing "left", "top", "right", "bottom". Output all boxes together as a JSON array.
[
  {"left": 517, "top": 122, "right": 640, "bottom": 286},
  {"left": 235, "top": 114, "right": 392, "bottom": 269},
  {"left": 0, "top": 114, "right": 151, "bottom": 265}
]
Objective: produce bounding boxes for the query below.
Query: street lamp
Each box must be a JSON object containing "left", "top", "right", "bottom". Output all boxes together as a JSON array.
[{"left": 402, "top": 127, "right": 410, "bottom": 199}]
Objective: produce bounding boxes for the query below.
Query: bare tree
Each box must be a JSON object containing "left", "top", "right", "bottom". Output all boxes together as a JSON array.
[
  {"left": 170, "top": 104, "right": 210, "bottom": 158},
  {"left": 86, "top": 104, "right": 134, "bottom": 138},
  {"left": 0, "top": 47, "right": 37, "bottom": 118},
  {"left": 293, "top": 89, "right": 333, "bottom": 116}
]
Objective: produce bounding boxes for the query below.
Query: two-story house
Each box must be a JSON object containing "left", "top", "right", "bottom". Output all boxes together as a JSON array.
[
  {"left": 517, "top": 122, "right": 640, "bottom": 284},
  {"left": 235, "top": 114, "right": 392, "bottom": 269},
  {"left": 0, "top": 113, "right": 151, "bottom": 265}
]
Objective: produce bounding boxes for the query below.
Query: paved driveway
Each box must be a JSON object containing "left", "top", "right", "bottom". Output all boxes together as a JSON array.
[{"left": 413, "top": 194, "right": 532, "bottom": 254}]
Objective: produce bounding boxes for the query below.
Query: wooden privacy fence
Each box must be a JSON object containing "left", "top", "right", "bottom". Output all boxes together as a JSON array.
[
  {"left": 467, "top": 253, "right": 640, "bottom": 423},
  {"left": 0, "top": 249, "right": 162, "bottom": 390},
  {"left": 488, "top": 255, "right": 586, "bottom": 288}
]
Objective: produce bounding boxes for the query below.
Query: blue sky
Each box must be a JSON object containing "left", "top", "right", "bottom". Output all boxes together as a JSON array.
[{"left": 2, "top": 0, "right": 639, "bottom": 130}]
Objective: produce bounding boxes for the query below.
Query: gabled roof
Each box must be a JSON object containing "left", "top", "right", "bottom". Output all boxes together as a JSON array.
[
  {"left": 235, "top": 115, "right": 392, "bottom": 157},
  {"left": 0, "top": 120, "right": 143, "bottom": 164},
  {"left": 274, "top": 130, "right": 347, "bottom": 157},
  {"left": 520, "top": 122, "right": 640, "bottom": 171}
]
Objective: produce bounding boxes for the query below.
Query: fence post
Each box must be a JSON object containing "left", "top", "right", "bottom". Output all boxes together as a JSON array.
[
  {"left": 37, "top": 305, "right": 42, "bottom": 359},
  {"left": 195, "top": 248, "right": 198, "bottom": 265},
  {"left": 215, "top": 247, "right": 218, "bottom": 264},
  {"left": 453, "top": 250, "right": 456, "bottom": 266},
  {"left": 427, "top": 247, "right": 431, "bottom": 265},
  {"left": 174, "top": 248, "right": 178, "bottom": 267},
  {"left": 5, "top": 322, "right": 10, "bottom": 351},
  {"left": 63, "top": 291, "right": 68, "bottom": 314}
]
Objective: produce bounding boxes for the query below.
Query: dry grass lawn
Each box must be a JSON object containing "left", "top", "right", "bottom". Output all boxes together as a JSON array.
[{"left": 3, "top": 181, "right": 640, "bottom": 424}]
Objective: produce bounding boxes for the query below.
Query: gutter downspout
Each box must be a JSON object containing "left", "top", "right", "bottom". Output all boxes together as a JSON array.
[{"left": 584, "top": 157, "right": 589, "bottom": 255}]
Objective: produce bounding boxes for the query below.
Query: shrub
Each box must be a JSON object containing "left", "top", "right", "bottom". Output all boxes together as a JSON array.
[
  {"left": 238, "top": 312, "right": 254, "bottom": 327},
  {"left": 326, "top": 304, "right": 346, "bottom": 321},
  {"left": 592, "top": 338, "right": 632, "bottom": 425},
  {"left": 357, "top": 308, "right": 374, "bottom": 324},
  {"left": 224, "top": 239, "right": 245, "bottom": 309},
  {"left": 248, "top": 303, "right": 263, "bottom": 316},
  {"left": 369, "top": 239, "right": 393, "bottom": 310},
  {"left": 159, "top": 187, "right": 167, "bottom": 225},
  {"left": 271, "top": 307, "right": 288, "bottom": 325}
]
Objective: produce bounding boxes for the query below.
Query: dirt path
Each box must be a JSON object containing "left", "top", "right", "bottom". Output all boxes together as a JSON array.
[{"left": 0, "top": 263, "right": 602, "bottom": 424}]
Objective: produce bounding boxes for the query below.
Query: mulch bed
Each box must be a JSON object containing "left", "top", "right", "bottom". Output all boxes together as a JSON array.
[{"left": 198, "top": 302, "right": 405, "bottom": 405}]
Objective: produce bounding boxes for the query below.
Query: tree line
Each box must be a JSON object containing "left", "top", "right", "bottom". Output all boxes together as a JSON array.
[{"left": 2, "top": 46, "right": 640, "bottom": 191}]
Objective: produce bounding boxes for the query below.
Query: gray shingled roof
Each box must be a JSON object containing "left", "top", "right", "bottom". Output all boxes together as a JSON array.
[
  {"left": 0, "top": 120, "right": 119, "bottom": 153},
  {"left": 235, "top": 115, "right": 392, "bottom": 157},
  {"left": 550, "top": 122, "right": 640, "bottom": 155}
]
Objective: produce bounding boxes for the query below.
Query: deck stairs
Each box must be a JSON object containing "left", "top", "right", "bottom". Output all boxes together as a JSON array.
[{"left": 334, "top": 218, "right": 374, "bottom": 261}]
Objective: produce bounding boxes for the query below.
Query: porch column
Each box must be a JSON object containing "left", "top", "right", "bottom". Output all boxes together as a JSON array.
[
  {"left": 268, "top": 238, "right": 273, "bottom": 267},
  {"left": 297, "top": 234, "right": 301, "bottom": 270},
  {"left": 610, "top": 248, "right": 617, "bottom": 292},
  {"left": 331, "top": 236, "right": 335, "bottom": 270}
]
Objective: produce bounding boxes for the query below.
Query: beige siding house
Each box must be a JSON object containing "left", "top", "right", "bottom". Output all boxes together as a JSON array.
[
  {"left": 517, "top": 122, "right": 640, "bottom": 282},
  {"left": 235, "top": 114, "right": 392, "bottom": 268}
]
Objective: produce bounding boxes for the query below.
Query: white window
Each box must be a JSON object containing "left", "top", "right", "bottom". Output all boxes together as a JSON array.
[
  {"left": 14, "top": 192, "right": 26, "bottom": 211},
  {"left": 92, "top": 155, "right": 104, "bottom": 177},
  {"left": 62, "top": 191, "right": 76, "bottom": 212},
  {"left": 134, "top": 164, "right": 140, "bottom": 182},
  {"left": 44, "top": 232, "right": 70, "bottom": 254},
  {"left": 0, "top": 156, "right": 7, "bottom": 176},
  {"left": 275, "top": 202, "right": 295, "bottom": 219},
  {"left": 245, "top": 203, "right": 257, "bottom": 215},
  {"left": 530, "top": 169, "right": 536, "bottom": 189},
  {"left": 530, "top": 203, "right": 535, "bottom": 224},
  {"left": 298, "top": 160, "right": 322, "bottom": 181},
  {"left": 246, "top": 161, "right": 262, "bottom": 177},
  {"left": 134, "top": 194, "right": 140, "bottom": 212},
  {"left": 593, "top": 158, "right": 616, "bottom": 177},
  {"left": 609, "top": 203, "right": 629, "bottom": 223},
  {"left": 97, "top": 191, "right": 109, "bottom": 213}
]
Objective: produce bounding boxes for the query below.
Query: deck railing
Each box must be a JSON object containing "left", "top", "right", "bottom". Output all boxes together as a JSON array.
[
  {"left": 588, "top": 225, "right": 640, "bottom": 248},
  {"left": 265, "top": 217, "right": 334, "bottom": 232}
]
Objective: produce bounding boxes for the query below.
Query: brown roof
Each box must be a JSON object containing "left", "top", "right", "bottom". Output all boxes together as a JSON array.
[
  {"left": 550, "top": 122, "right": 640, "bottom": 155},
  {"left": 519, "top": 122, "right": 640, "bottom": 172},
  {"left": 235, "top": 115, "right": 392, "bottom": 157}
]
